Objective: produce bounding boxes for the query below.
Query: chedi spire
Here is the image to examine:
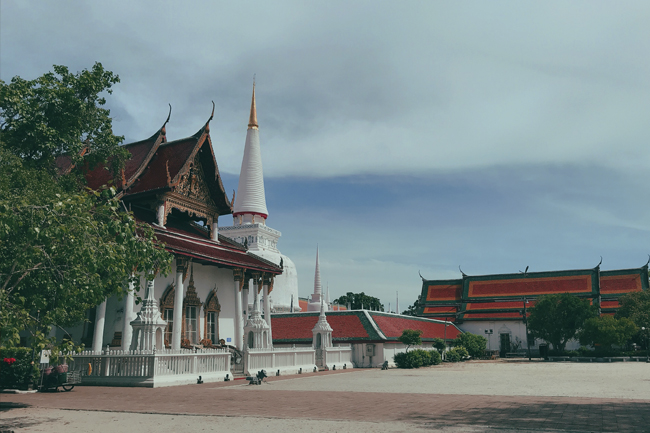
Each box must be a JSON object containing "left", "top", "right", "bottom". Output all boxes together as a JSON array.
[{"left": 234, "top": 81, "right": 268, "bottom": 224}]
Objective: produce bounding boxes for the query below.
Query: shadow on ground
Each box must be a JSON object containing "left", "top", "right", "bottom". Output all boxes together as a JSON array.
[
  {"left": 403, "top": 400, "right": 650, "bottom": 432},
  {"left": 0, "top": 402, "right": 30, "bottom": 411}
]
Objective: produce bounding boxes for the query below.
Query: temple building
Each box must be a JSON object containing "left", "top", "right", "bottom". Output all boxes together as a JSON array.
[
  {"left": 64, "top": 94, "right": 286, "bottom": 354},
  {"left": 417, "top": 262, "right": 649, "bottom": 356}
]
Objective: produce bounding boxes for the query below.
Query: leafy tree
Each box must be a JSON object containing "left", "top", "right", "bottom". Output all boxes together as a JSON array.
[
  {"left": 578, "top": 315, "right": 637, "bottom": 352},
  {"left": 615, "top": 290, "right": 650, "bottom": 349},
  {"left": 527, "top": 293, "right": 596, "bottom": 353},
  {"left": 432, "top": 337, "right": 446, "bottom": 353},
  {"left": 453, "top": 332, "right": 487, "bottom": 359},
  {"left": 0, "top": 63, "right": 128, "bottom": 173},
  {"left": 334, "top": 292, "right": 383, "bottom": 311},
  {"left": 0, "top": 64, "right": 172, "bottom": 355},
  {"left": 402, "top": 295, "right": 422, "bottom": 316},
  {"left": 398, "top": 329, "right": 423, "bottom": 352}
]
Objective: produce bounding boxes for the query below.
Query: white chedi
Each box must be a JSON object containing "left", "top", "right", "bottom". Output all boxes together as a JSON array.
[{"left": 221, "top": 82, "right": 299, "bottom": 312}]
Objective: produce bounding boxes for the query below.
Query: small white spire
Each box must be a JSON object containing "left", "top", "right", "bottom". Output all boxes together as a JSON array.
[
  {"left": 396, "top": 291, "right": 399, "bottom": 315},
  {"left": 313, "top": 246, "right": 322, "bottom": 297}
]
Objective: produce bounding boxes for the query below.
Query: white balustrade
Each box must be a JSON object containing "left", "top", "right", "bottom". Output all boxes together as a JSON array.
[
  {"left": 63, "top": 348, "right": 231, "bottom": 386},
  {"left": 245, "top": 347, "right": 317, "bottom": 373}
]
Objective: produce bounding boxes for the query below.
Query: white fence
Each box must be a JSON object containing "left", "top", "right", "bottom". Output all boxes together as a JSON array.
[
  {"left": 67, "top": 348, "right": 231, "bottom": 387},
  {"left": 324, "top": 345, "right": 353, "bottom": 369},
  {"left": 245, "top": 347, "right": 317, "bottom": 375}
]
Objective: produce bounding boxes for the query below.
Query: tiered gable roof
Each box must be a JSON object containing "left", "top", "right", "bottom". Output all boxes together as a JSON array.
[
  {"left": 271, "top": 311, "right": 462, "bottom": 344},
  {"left": 74, "top": 110, "right": 282, "bottom": 276},
  {"left": 419, "top": 264, "right": 649, "bottom": 321}
]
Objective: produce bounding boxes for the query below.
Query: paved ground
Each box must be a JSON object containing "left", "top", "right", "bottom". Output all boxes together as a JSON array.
[{"left": 2, "top": 361, "right": 649, "bottom": 432}]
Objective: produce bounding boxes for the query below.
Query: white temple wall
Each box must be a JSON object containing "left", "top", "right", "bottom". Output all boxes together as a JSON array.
[
  {"left": 458, "top": 320, "right": 580, "bottom": 353},
  {"left": 59, "top": 263, "right": 242, "bottom": 351}
]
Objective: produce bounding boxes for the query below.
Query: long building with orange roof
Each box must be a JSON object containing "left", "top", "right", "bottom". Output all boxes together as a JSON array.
[{"left": 418, "top": 262, "right": 648, "bottom": 356}]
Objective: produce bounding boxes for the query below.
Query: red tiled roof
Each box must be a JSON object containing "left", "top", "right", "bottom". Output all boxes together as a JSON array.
[
  {"left": 463, "top": 312, "right": 527, "bottom": 319},
  {"left": 426, "top": 283, "right": 462, "bottom": 302},
  {"left": 154, "top": 227, "right": 281, "bottom": 273},
  {"left": 370, "top": 313, "right": 461, "bottom": 340},
  {"left": 84, "top": 133, "right": 162, "bottom": 191},
  {"left": 465, "top": 300, "right": 537, "bottom": 311},
  {"left": 272, "top": 313, "right": 371, "bottom": 341},
  {"left": 600, "top": 300, "right": 621, "bottom": 309},
  {"left": 272, "top": 311, "right": 462, "bottom": 343},
  {"left": 600, "top": 274, "right": 643, "bottom": 295},
  {"left": 127, "top": 138, "right": 196, "bottom": 195},
  {"left": 468, "top": 275, "right": 593, "bottom": 298}
]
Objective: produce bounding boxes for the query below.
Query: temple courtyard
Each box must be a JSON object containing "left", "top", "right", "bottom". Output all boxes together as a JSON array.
[{"left": 2, "top": 360, "right": 649, "bottom": 432}]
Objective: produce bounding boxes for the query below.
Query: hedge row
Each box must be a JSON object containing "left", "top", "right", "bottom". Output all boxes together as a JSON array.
[{"left": 394, "top": 349, "right": 442, "bottom": 369}]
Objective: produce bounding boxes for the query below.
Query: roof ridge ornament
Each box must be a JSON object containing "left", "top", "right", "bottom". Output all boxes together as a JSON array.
[
  {"left": 644, "top": 254, "right": 650, "bottom": 267},
  {"left": 459, "top": 265, "right": 467, "bottom": 278},
  {"left": 248, "top": 79, "right": 258, "bottom": 129},
  {"left": 595, "top": 256, "right": 603, "bottom": 270}
]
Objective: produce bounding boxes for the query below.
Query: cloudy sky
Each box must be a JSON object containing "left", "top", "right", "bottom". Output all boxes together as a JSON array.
[{"left": 2, "top": 1, "right": 649, "bottom": 310}]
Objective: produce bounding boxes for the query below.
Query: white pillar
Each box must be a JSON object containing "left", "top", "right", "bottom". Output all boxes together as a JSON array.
[
  {"left": 263, "top": 281, "right": 272, "bottom": 346},
  {"left": 92, "top": 300, "right": 107, "bottom": 353},
  {"left": 211, "top": 220, "right": 218, "bottom": 241},
  {"left": 234, "top": 276, "right": 243, "bottom": 350},
  {"left": 242, "top": 281, "right": 250, "bottom": 320},
  {"left": 172, "top": 259, "right": 186, "bottom": 350},
  {"left": 121, "top": 281, "right": 135, "bottom": 350},
  {"left": 156, "top": 203, "right": 165, "bottom": 227}
]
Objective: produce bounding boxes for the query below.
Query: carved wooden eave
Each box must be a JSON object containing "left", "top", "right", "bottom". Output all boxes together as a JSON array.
[{"left": 159, "top": 149, "right": 222, "bottom": 227}]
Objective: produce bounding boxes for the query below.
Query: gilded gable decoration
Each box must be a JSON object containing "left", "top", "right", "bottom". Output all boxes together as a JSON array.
[
  {"left": 160, "top": 283, "right": 175, "bottom": 310},
  {"left": 183, "top": 264, "right": 202, "bottom": 308},
  {"left": 204, "top": 288, "right": 221, "bottom": 313},
  {"left": 176, "top": 155, "right": 215, "bottom": 206}
]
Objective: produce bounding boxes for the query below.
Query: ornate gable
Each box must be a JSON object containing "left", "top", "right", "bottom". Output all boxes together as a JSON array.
[
  {"left": 175, "top": 154, "right": 216, "bottom": 207},
  {"left": 161, "top": 151, "right": 222, "bottom": 228}
]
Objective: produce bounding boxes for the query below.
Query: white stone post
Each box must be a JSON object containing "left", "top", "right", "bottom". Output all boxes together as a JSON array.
[
  {"left": 233, "top": 269, "right": 244, "bottom": 350},
  {"left": 172, "top": 258, "right": 187, "bottom": 350},
  {"left": 121, "top": 280, "right": 135, "bottom": 350},
  {"left": 263, "top": 278, "right": 272, "bottom": 346},
  {"left": 92, "top": 300, "right": 107, "bottom": 353}
]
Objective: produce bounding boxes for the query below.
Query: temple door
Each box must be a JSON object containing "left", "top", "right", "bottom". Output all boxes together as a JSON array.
[{"left": 499, "top": 333, "right": 511, "bottom": 358}]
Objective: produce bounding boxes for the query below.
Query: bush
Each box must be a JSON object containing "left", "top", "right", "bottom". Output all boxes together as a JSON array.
[
  {"left": 453, "top": 333, "right": 487, "bottom": 359},
  {"left": 446, "top": 346, "right": 469, "bottom": 362},
  {"left": 0, "top": 347, "right": 39, "bottom": 390},
  {"left": 394, "top": 349, "right": 442, "bottom": 368},
  {"left": 428, "top": 349, "right": 442, "bottom": 365},
  {"left": 578, "top": 346, "right": 593, "bottom": 357}
]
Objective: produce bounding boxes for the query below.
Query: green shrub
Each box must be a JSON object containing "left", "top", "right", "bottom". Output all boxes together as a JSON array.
[
  {"left": 428, "top": 349, "right": 442, "bottom": 365},
  {"left": 394, "top": 349, "right": 442, "bottom": 368},
  {"left": 578, "top": 346, "right": 593, "bottom": 357},
  {"left": 0, "top": 347, "right": 39, "bottom": 390},
  {"left": 446, "top": 346, "right": 469, "bottom": 362},
  {"left": 453, "top": 333, "right": 487, "bottom": 359}
]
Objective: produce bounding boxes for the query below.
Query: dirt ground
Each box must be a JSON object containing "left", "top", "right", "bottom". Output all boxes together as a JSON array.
[{"left": 2, "top": 360, "right": 649, "bottom": 432}]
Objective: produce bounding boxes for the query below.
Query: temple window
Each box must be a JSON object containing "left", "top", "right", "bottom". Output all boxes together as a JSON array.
[
  {"left": 163, "top": 308, "right": 174, "bottom": 345},
  {"left": 160, "top": 283, "right": 176, "bottom": 348},
  {"left": 182, "top": 265, "right": 202, "bottom": 346},
  {"left": 204, "top": 289, "right": 221, "bottom": 345},
  {"left": 185, "top": 306, "right": 198, "bottom": 344}
]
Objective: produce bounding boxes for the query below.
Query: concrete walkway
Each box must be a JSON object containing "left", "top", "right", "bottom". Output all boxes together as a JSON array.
[{"left": 2, "top": 361, "right": 649, "bottom": 432}]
